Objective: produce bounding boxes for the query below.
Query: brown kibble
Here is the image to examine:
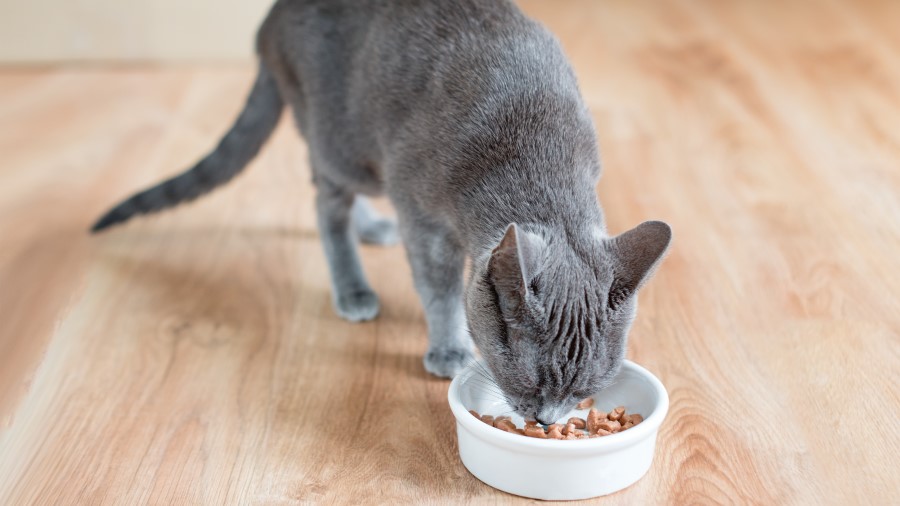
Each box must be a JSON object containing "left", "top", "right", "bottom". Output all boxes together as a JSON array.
[
  {"left": 469, "top": 407, "right": 642, "bottom": 439},
  {"left": 587, "top": 408, "right": 607, "bottom": 434},
  {"left": 524, "top": 424, "right": 548, "bottom": 439},
  {"left": 608, "top": 406, "right": 626, "bottom": 421},
  {"left": 576, "top": 398, "right": 595, "bottom": 409},
  {"left": 598, "top": 420, "right": 622, "bottom": 432},
  {"left": 547, "top": 425, "right": 564, "bottom": 439}
]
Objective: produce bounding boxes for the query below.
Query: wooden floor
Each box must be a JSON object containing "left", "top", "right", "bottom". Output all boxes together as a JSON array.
[{"left": 1, "top": 0, "right": 899, "bottom": 504}]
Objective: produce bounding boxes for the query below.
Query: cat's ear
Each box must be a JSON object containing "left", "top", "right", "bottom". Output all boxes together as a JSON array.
[
  {"left": 608, "top": 221, "right": 672, "bottom": 308},
  {"left": 488, "top": 223, "right": 543, "bottom": 315}
]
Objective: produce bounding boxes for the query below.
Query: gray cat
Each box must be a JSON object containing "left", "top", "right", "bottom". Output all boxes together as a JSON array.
[{"left": 92, "top": 0, "right": 671, "bottom": 425}]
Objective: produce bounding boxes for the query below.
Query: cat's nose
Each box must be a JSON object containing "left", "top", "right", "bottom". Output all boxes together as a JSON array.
[{"left": 536, "top": 405, "right": 567, "bottom": 426}]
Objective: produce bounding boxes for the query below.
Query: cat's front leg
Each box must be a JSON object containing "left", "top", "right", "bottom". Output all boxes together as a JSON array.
[{"left": 400, "top": 214, "right": 474, "bottom": 378}]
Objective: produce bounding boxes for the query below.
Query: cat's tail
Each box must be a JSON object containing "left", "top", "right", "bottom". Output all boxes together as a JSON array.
[{"left": 90, "top": 62, "right": 284, "bottom": 233}]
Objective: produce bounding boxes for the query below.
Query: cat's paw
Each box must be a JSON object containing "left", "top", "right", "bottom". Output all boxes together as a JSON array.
[
  {"left": 334, "top": 288, "right": 380, "bottom": 322},
  {"left": 423, "top": 346, "right": 475, "bottom": 378},
  {"left": 356, "top": 218, "right": 399, "bottom": 246}
]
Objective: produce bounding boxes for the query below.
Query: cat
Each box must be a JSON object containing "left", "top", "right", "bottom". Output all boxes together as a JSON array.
[{"left": 91, "top": 0, "right": 671, "bottom": 425}]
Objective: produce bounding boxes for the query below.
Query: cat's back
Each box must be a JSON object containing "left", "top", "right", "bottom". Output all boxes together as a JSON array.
[
  {"left": 259, "top": 0, "right": 571, "bottom": 129},
  {"left": 260, "top": 0, "right": 541, "bottom": 65},
  {"left": 259, "top": 0, "right": 592, "bottom": 189},
  {"left": 265, "top": 0, "right": 525, "bottom": 26}
]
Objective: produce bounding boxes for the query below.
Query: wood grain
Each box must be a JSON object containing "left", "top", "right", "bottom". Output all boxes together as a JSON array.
[{"left": 1, "top": 0, "right": 898, "bottom": 504}]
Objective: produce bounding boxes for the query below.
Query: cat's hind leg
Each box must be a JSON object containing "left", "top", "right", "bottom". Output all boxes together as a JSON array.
[
  {"left": 352, "top": 196, "right": 399, "bottom": 246},
  {"left": 315, "top": 178, "right": 380, "bottom": 322},
  {"left": 399, "top": 213, "right": 475, "bottom": 378}
]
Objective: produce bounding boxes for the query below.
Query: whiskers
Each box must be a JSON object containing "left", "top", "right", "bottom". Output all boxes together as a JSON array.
[{"left": 463, "top": 356, "right": 512, "bottom": 406}]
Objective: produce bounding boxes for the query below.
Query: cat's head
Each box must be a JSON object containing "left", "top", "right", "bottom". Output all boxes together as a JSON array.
[{"left": 465, "top": 221, "right": 671, "bottom": 424}]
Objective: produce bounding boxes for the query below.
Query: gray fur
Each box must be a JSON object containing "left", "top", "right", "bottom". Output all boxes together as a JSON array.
[
  {"left": 91, "top": 0, "right": 672, "bottom": 423},
  {"left": 352, "top": 196, "right": 399, "bottom": 246}
]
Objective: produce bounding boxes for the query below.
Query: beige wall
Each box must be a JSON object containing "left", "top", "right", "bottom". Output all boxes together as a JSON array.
[{"left": 0, "top": 0, "right": 273, "bottom": 63}]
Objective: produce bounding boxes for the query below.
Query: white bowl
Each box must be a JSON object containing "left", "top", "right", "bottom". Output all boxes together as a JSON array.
[{"left": 447, "top": 359, "right": 669, "bottom": 500}]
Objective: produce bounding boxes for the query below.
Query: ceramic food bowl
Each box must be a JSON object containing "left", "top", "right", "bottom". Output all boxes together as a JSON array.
[{"left": 447, "top": 359, "right": 668, "bottom": 500}]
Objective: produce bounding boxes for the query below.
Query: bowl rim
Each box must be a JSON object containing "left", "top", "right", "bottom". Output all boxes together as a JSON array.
[{"left": 447, "top": 359, "right": 669, "bottom": 456}]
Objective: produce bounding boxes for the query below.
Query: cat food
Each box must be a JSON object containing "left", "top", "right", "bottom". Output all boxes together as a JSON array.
[
  {"left": 608, "top": 406, "right": 625, "bottom": 421},
  {"left": 576, "top": 398, "right": 594, "bottom": 409},
  {"left": 586, "top": 408, "right": 607, "bottom": 433},
  {"left": 468, "top": 405, "right": 641, "bottom": 439},
  {"left": 495, "top": 419, "right": 518, "bottom": 433},
  {"left": 524, "top": 424, "right": 549, "bottom": 439}
]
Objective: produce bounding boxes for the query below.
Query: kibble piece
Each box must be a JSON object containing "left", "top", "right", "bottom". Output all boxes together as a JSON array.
[
  {"left": 495, "top": 419, "right": 518, "bottom": 432},
  {"left": 594, "top": 428, "right": 612, "bottom": 437},
  {"left": 514, "top": 428, "right": 526, "bottom": 435},
  {"left": 469, "top": 410, "right": 480, "bottom": 419},
  {"left": 628, "top": 413, "right": 643, "bottom": 425},
  {"left": 576, "top": 398, "right": 595, "bottom": 409},
  {"left": 567, "top": 417, "right": 586, "bottom": 430},
  {"left": 547, "top": 425, "right": 564, "bottom": 439},
  {"left": 587, "top": 408, "right": 607, "bottom": 434},
  {"left": 622, "top": 421, "right": 635, "bottom": 430},
  {"left": 480, "top": 415, "right": 495, "bottom": 426},
  {"left": 565, "top": 428, "right": 585, "bottom": 439},
  {"left": 495, "top": 415, "right": 512, "bottom": 422},
  {"left": 598, "top": 420, "right": 622, "bottom": 433},
  {"left": 609, "top": 406, "right": 626, "bottom": 421},
  {"left": 524, "top": 418, "right": 539, "bottom": 427},
  {"left": 524, "top": 424, "right": 548, "bottom": 439}
]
